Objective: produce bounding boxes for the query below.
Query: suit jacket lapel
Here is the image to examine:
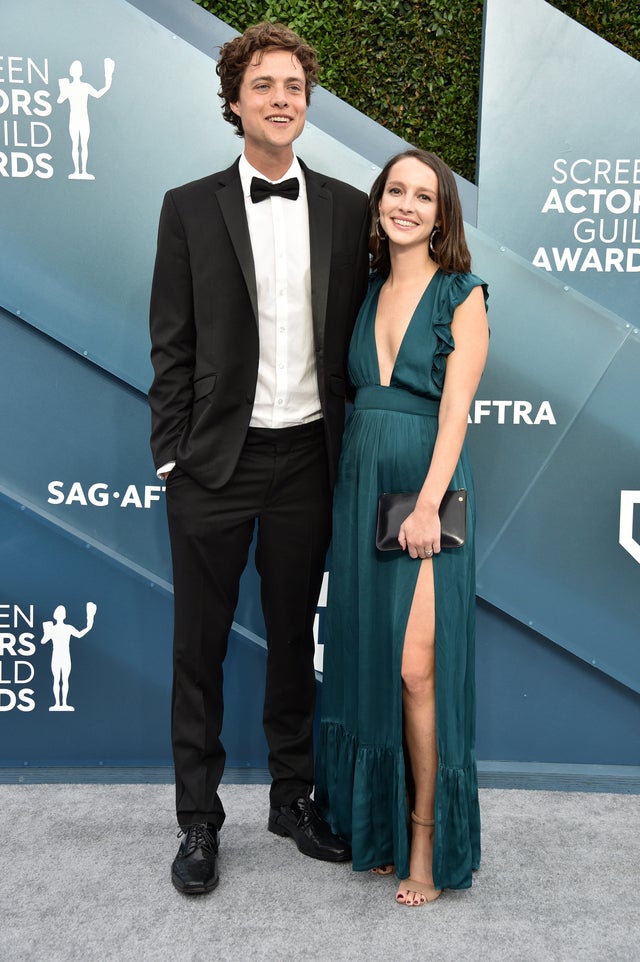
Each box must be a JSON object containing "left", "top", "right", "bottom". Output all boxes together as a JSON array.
[
  {"left": 216, "top": 161, "right": 259, "bottom": 324},
  {"left": 302, "top": 161, "right": 332, "bottom": 350}
]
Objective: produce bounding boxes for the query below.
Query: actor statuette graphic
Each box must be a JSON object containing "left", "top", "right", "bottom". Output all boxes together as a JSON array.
[
  {"left": 40, "top": 601, "right": 97, "bottom": 711},
  {"left": 57, "top": 58, "right": 115, "bottom": 180}
]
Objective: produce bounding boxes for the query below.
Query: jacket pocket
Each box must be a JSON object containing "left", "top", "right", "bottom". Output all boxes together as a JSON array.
[{"left": 193, "top": 373, "right": 218, "bottom": 402}]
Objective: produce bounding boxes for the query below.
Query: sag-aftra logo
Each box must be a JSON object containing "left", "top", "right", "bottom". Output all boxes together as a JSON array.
[
  {"left": 0, "top": 602, "right": 97, "bottom": 713},
  {"left": 619, "top": 491, "right": 640, "bottom": 565},
  {"left": 0, "top": 54, "right": 115, "bottom": 180}
]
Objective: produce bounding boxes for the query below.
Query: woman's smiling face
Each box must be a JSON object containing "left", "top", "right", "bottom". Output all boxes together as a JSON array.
[{"left": 378, "top": 156, "right": 440, "bottom": 251}]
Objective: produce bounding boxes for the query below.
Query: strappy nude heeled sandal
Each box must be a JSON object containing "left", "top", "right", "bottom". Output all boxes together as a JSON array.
[{"left": 396, "top": 812, "right": 442, "bottom": 906}]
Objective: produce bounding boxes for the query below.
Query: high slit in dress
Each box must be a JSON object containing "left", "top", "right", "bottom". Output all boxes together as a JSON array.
[{"left": 315, "top": 269, "right": 488, "bottom": 889}]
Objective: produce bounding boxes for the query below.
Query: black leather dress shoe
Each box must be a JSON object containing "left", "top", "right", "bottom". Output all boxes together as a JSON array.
[
  {"left": 171, "top": 823, "right": 219, "bottom": 895},
  {"left": 268, "top": 796, "right": 351, "bottom": 862}
]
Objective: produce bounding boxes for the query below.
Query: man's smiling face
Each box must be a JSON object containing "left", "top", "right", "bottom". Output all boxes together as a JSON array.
[{"left": 230, "top": 47, "right": 307, "bottom": 162}]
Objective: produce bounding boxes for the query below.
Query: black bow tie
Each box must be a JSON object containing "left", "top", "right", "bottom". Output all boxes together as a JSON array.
[{"left": 250, "top": 176, "right": 299, "bottom": 204}]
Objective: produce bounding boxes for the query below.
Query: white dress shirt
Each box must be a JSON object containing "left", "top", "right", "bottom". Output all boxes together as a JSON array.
[{"left": 239, "top": 153, "right": 321, "bottom": 428}]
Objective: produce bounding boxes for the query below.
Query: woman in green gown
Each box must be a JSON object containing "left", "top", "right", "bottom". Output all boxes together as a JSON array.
[{"left": 315, "top": 149, "right": 489, "bottom": 906}]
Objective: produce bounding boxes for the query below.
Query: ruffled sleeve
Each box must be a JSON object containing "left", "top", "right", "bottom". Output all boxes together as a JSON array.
[{"left": 431, "top": 272, "right": 488, "bottom": 392}]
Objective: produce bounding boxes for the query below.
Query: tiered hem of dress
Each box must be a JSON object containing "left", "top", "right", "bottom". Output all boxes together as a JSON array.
[{"left": 317, "top": 721, "right": 481, "bottom": 888}]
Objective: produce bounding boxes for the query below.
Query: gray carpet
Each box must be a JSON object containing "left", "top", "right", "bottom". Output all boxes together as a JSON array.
[{"left": 4, "top": 784, "right": 638, "bottom": 962}]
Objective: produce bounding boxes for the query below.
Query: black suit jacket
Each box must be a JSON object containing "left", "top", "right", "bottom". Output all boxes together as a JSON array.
[{"left": 149, "top": 158, "right": 369, "bottom": 490}]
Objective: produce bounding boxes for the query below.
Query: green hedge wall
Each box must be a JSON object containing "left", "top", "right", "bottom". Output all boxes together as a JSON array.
[{"left": 193, "top": 0, "right": 640, "bottom": 183}]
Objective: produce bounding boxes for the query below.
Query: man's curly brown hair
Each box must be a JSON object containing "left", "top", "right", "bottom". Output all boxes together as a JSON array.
[{"left": 216, "top": 22, "right": 320, "bottom": 137}]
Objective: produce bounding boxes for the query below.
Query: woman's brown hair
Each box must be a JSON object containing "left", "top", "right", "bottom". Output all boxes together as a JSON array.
[
  {"left": 216, "top": 22, "right": 319, "bottom": 137},
  {"left": 369, "top": 149, "right": 472, "bottom": 276}
]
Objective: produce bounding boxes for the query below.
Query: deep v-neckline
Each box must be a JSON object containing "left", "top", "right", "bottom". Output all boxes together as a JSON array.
[{"left": 373, "top": 270, "right": 440, "bottom": 387}]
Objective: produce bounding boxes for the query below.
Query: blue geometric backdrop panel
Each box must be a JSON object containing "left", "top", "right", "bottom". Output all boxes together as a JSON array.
[
  {"left": 478, "top": 0, "right": 640, "bottom": 325},
  {"left": 466, "top": 234, "right": 640, "bottom": 692}
]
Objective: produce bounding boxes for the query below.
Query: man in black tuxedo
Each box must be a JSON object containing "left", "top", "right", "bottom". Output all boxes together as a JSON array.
[{"left": 149, "top": 22, "right": 369, "bottom": 894}]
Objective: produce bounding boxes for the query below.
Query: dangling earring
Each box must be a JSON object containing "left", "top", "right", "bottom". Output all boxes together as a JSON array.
[
  {"left": 429, "top": 227, "right": 441, "bottom": 254},
  {"left": 376, "top": 217, "right": 387, "bottom": 241}
]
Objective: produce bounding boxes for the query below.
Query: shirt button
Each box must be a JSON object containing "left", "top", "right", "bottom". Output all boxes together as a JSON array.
[{"left": 277, "top": 398, "right": 284, "bottom": 406}]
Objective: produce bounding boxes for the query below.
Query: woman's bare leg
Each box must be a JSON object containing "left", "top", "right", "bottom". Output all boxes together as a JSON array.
[{"left": 396, "top": 559, "right": 441, "bottom": 906}]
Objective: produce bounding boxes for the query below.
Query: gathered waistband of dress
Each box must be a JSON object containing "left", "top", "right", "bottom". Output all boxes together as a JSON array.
[{"left": 354, "top": 385, "right": 440, "bottom": 417}]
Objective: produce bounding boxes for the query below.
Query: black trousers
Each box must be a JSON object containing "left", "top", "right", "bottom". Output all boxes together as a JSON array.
[{"left": 165, "top": 420, "right": 332, "bottom": 829}]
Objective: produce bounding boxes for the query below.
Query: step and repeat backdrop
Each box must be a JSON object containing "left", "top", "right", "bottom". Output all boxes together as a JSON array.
[
  {"left": 1, "top": 0, "right": 638, "bottom": 774},
  {"left": 469, "top": 0, "right": 639, "bottom": 765}
]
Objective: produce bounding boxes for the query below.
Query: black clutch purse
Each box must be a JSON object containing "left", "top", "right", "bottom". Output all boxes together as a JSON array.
[{"left": 376, "top": 489, "right": 467, "bottom": 551}]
